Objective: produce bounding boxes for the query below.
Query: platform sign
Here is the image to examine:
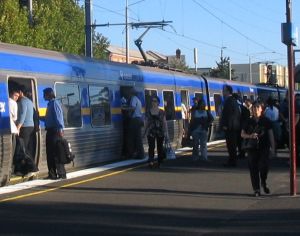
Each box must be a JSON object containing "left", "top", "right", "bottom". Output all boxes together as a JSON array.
[{"left": 281, "top": 23, "right": 298, "bottom": 46}]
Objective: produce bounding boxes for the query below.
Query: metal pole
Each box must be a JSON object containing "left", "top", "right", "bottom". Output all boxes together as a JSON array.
[
  {"left": 85, "top": 0, "right": 93, "bottom": 58},
  {"left": 229, "top": 58, "right": 231, "bottom": 80},
  {"left": 249, "top": 56, "right": 252, "bottom": 84},
  {"left": 194, "top": 48, "right": 198, "bottom": 72},
  {"left": 125, "top": 0, "right": 129, "bottom": 64},
  {"left": 286, "top": 0, "right": 297, "bottom": 196},
  {"left": 28, "top": 0, "right": 33, "bottom": 25}
]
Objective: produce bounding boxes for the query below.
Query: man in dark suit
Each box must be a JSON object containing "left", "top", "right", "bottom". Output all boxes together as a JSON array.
[{"left": 220, "top": 85, "right": 241, "bottom": 167}]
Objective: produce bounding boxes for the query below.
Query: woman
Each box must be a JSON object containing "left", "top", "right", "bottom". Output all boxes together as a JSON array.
[
  {"left": 190, "top": 99, "right": 213, "bottom": 161},
  {"left": 144, "top": 95, "right": 168, "bottom": 167},
  {"left": 241, "top": 101, "right": 275, "bottom": 197}
]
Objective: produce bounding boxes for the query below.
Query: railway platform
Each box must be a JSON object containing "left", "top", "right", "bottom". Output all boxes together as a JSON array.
[{"left": 0, "top": 141, "right": 300, "bottom": 235}]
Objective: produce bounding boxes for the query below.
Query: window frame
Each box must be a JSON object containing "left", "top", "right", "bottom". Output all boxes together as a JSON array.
[
  {"left": 180, "top": 90, "right": 190, "bottom": 108},
  {"left": 213, "top": 93, "right": 223, "bottom": 117},
  {"left": 162, "top": 89, "right": 176, "bottom": 121},
  {"left": 88, "top": 84, "right": 112, "bottom": 127},
  {"left": 194, "top": 92, "right": 203, "bottom": 101},
  {"left": 144, "top": 88, "right": 158, "bottom": 113},
  {"left": 54, "top": 82, "right": 82, "bottom": 129}
]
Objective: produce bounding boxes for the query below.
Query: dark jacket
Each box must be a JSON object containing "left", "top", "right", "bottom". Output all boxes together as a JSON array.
[{"left": 220, "top": 95, "right": 241, "bottom": 131}]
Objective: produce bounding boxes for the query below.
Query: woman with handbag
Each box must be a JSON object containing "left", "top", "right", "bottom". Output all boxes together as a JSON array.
[
  {"left": 144, "top": 95, "right": 169, "bottom": 168},
  {"left": 241, "top": 101, "right": 275, "bottom": 197}
]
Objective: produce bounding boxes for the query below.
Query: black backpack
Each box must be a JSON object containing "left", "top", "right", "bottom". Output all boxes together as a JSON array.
[{"left": 56, "top": 137, "right": 75, "bottom": 166}]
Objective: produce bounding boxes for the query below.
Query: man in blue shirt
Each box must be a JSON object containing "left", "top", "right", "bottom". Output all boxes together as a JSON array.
[
  {"left": 16, "top": 85, "right": 36, "bottom": 165},
  {"left": 43, "top": 87, "right": 66, "bottom": 179}
]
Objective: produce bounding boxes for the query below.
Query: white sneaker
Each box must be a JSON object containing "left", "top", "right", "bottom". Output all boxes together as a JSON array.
[{"left": 25, "top": 171, "right": 39, "bottom": 178}]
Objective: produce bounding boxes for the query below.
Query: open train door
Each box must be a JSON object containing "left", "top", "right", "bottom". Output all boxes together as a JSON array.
[{"left": 8, "top": 77, "right": 41, "bottom": 176}]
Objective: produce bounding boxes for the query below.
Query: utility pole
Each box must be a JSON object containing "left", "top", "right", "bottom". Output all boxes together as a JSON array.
[
  {"left": 85, "top": 0, "right": 93, "bottom": 57},
  {"left": 249, "top": 56, "right": 252, "bottom": 83},
  {"left": 29, "top": 0, "right": 33, "bottom": 25},
  {"left": 194, "top": 48, "right": 198, "bottom": 73},
  {"left": 285, "top": 0, "right": 297, "bottom": 196},
  {"left": 125, "top": 0, "right": 129, "bottom": 63},
  {"left": 228, "top": 57, "right": 231, "bottom": 80}
]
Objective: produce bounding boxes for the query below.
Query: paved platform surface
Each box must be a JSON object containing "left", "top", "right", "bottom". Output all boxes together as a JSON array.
[{"left": 0, "top": 143, "right": 299, "bottom": 235}]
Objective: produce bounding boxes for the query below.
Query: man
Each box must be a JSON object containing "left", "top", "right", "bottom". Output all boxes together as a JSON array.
[
  {"left": 9, "top": 89, "right": 19, "bottom": 156},
  {"left": 125, "top": 88, "right": 144, "bottom": 159},
  {"left": 16, "top": 85, "right": 35, "bottom": 159},
  {"left": 220, "top": 85, "right": 241, "bottom": 167},
  {"left": 43, "top": 87, "right": 66, "bottom": 179}
]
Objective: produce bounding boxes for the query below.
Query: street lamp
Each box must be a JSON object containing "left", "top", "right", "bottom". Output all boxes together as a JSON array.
[{"left": 248, "top": 51, "right": 276, "bottom": 84}]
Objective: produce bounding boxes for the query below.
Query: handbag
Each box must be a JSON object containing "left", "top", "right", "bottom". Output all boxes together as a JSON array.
[
  {"left": 164, "top": 141, "right": 176, "bottom": 160},
  {"left": 241, "top": 138, "right": 259, "bottom": 151}
]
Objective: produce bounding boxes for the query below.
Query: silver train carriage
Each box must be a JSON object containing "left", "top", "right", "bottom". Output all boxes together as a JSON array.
[{"left": 0, "top": 42, "right": 286, "bottom": 186}]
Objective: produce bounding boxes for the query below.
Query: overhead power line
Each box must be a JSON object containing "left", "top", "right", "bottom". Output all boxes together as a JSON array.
[{"left": 191, "top": 0, "right": 277, "bottom": 53}]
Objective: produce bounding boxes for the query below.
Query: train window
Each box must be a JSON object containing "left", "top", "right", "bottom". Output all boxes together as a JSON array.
[
  {"left": 163, "top": 91, "right": 175, "bottom": 120},
  {"left": 55, "top": 83, "right": 82, "bottom": 128},
  {"left": 89, "top": 86, "right": 111, "bottom": 126},
  {"left": 145, "top": 89, "right": 158, "bottom": 112},
  {"left": 213, "top": 94, "right": 222, "bottom": 117},
  {"left": 180, "top": 90, "right": 189, "bottom": 107},
  {"left": 194, "top": 92, "right": 203, "bottom": 101}
]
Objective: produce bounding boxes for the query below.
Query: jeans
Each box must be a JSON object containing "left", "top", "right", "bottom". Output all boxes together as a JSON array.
[{"left": 192, "top": 127, "right": 208, "bottom": 160}]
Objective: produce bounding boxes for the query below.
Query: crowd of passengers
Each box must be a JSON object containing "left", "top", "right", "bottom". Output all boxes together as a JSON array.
[{"left": 7, "top": 83, "right": 300, "bottom": 196}]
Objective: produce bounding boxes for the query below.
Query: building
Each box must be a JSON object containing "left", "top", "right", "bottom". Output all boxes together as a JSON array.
[
  {"left": 232, "top": 63, "right": 288, "bottom": 87},
  {"left": 106, "top": 45, "right": 157, "bottom": 64},
  {"left": 106, "top": 46, "right": 187, "bottom": 69}
]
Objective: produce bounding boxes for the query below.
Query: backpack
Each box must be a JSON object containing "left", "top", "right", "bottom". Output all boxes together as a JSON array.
[{"left": 56, "top": 137, "right": 75, "bottom": 166}]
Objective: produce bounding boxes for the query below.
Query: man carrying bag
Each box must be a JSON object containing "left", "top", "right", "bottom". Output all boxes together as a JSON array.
[{"left": 43, "top": 88, "right": 67, "bottom": 180}]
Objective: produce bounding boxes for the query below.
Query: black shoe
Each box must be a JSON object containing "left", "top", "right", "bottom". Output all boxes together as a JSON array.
[
  {"left": 254, "top": 191, "right": 261, "bottom": 197},
  {"left": 44, "top": 175, "right": 57, "bottom": 180},
  {"left": 262, "top": 185, "right": 270, "bottom": 194},
  {"left": 58, "top": 174, "right": 67, "bottom": 179}
]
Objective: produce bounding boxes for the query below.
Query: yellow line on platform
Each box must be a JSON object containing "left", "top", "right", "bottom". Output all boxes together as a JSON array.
[{"left": 0, "top": 164, "right": 144, "bottom": 203}]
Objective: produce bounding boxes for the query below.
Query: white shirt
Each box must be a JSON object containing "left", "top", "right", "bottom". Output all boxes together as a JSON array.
[
  {"left": 9, "top": 98, "right": 18, "bottom": 134},
  {"left": 130, "top": 95, "right": 142, "bottom": 118}
]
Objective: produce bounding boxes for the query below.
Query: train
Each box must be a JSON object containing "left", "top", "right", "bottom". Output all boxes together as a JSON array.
[{"left": 0, "top": 42, "right": 288, "bottom": 186}]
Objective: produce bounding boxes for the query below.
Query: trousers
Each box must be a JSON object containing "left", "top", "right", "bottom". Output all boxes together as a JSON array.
[
  {"left": 46, "top": 129, "right": 66, "bottom": 178},
  {"left": 192, "top": 127, "right": 208, "bottom": 160},
  {"left": 147, "top": 135, "right": 164, "bottom": 163},
  {"left": 247, "top": 148, "right": 270, "bottom": 191}
]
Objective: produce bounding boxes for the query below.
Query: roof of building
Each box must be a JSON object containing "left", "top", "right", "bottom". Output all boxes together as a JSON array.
[{"left": 107, "top": 45, "right": 157, "bottom": 61}]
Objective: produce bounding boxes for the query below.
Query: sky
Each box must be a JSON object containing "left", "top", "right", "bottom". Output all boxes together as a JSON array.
[{"left": 79, "top": 0, "right": 300, "bottom": 68}]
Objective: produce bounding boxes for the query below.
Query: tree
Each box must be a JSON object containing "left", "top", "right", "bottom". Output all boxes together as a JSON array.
[
  {"left": 0, "top": 0, "right": 109, "bottom": 57},
  {"left": 93, "top": 31, "right": 110, "bottom": 60},
  {"left": 210, "top": 57, "right": 236, "bottom": 80}
]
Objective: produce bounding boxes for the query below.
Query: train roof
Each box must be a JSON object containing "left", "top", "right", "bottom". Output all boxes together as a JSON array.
[{"left": 0, "top": 42, "right": 291, "bottom": 90}]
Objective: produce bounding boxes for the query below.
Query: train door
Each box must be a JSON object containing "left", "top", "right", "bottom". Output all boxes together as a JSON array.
[{"left": 8, "top": 77, "right": 40, "bottom": 168}]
